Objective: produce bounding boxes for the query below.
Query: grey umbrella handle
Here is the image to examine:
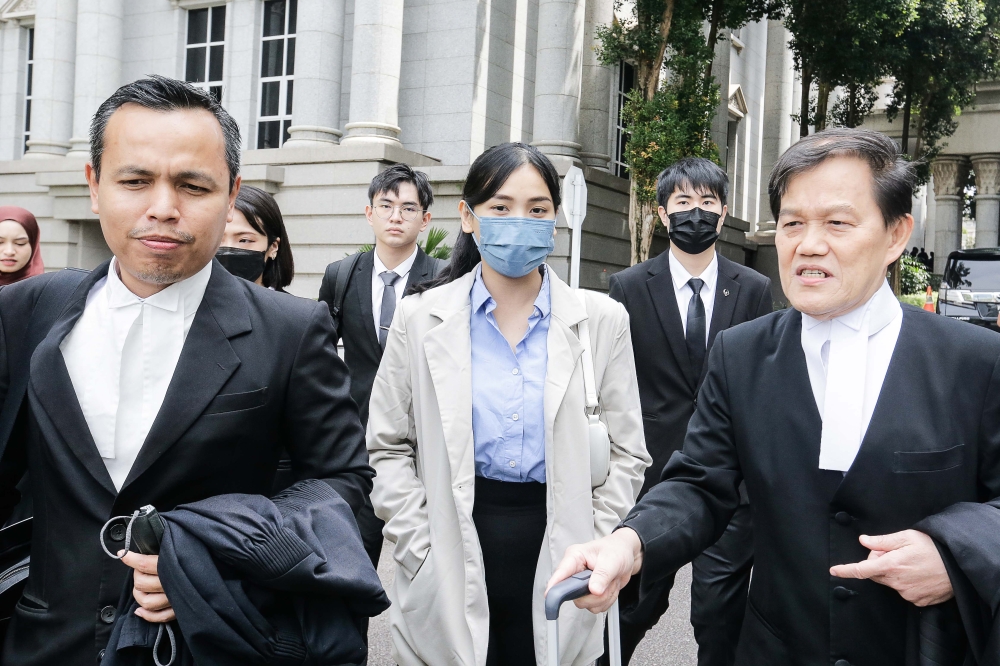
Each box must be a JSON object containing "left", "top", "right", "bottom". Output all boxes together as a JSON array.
[{"left": 544, "top": 570, "right": 621, "bottom": 666}]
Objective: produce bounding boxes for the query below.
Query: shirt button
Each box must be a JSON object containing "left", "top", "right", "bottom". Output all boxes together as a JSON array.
[
  {"left": 97, "top": 649, "right": 106, "bottom": 662},
  {"left": 512, "top": 413, "right": 519, "bottom": 421},
  {"left": 99, "top": 606, "right": 116, "bottom": 624},
  {"left": 509, "top": 460, "right": 516, "bottom": 467},
  {"left": 512, "top": 368, "right": 519, "bottom": 375},
  {"left": 833, "top": 586, "right": 855, "bottom": 601}
]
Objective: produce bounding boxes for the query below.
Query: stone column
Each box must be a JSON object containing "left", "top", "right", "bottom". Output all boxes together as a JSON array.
[
  {"left": 971, "top": 154, "right": 1000, "bottom": 249},
  {"left": 578, "top": 0, "right": 612, "bottom": 170},
  {"left": 930, "top": 155, "right": 969, "bottom": 273},
  {"left": 25, "top": 0, "right": 78, "bottom": 158},
  {"left": 531, "top": 0, "right": 586, "bottom": 161},
  {"left": 341, "top": 0, "right": 404, "bottom": 145},
  {"left": 759, "top": 21, "right": 794, "bottom": 223},
  {"left": 284, "top": 0, "right": 346, "bottom": 148},
  {"left": 66, "top": 0, "right": 123, "bottom": 158}
]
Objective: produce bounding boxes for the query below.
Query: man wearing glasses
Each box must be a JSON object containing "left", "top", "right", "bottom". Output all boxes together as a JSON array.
[{"left": 318, "top": 163, "right": 446, "bottom": 568}]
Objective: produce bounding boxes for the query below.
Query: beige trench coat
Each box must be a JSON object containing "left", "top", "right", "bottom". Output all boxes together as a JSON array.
[{"left": 367, "top": 266, "right": 650, "bottom": 666}]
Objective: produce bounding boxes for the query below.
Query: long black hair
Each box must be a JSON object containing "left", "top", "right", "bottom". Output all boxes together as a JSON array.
[
  {"left": 234, "top": 185, "right": 295, "bottom": 291},
  {"left": 409, "top": 142, "right": 561, "bottom": 295}
]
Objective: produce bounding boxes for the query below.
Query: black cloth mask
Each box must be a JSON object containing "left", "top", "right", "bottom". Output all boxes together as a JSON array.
[
  {"left": 216, "top": 246, "right": 266, "bottom": 283},
  {"left": 667, "top": 207, "right": 721, "bottom": 255}
]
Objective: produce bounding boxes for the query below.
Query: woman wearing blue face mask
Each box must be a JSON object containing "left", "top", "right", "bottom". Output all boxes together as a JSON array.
[{"left": 367, "top": 143, "right": 650, "bottom": 666}]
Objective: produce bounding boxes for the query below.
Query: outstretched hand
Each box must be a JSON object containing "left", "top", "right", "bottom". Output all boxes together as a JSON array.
[
  {"left": 545, "top": 528, "right": 644, "bottom": 614},
  {"left": 829, "top": 530, "right": 953, "bottom": 607},
  {"left": 120, "top": 551, "right": 176, "bottom": 623}
]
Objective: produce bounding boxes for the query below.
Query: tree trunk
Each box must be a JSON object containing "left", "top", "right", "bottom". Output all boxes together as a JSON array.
[
  {"left": 847, "top": 84, "right": 858, "bottom": 127},
  {"left": 639, "top": 201, "right": 658, "bottom": 262},
  {"left": 800, "top": 65, "right": 813, "bottom": 137},
  {"left": 901, "top": 86, "right": 912, "bottom": 156},
  {"left": 637, "top": 0, "right": 676, "bottom": 101},
  {"left": 703, "top": 0, "right": 724, "bottom": 83},
  {"left": 815, "top": 80, "right": 831, "bottom": 131}
]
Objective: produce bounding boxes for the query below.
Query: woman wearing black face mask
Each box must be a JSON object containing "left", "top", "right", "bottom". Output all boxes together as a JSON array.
[{"left": 217, "top": 185, "right": 295, "bottom": 291}]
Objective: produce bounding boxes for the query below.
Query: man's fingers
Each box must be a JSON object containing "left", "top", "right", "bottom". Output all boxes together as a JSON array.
[
  {"left": 859, "top": 531, "right": 911, "bottom": 553},
  {"left": 830, "top": 556, "right": 889, "bottom": 580},
  {"left": 133, "top": 590, "right": 172, "bottom": 612},
  {"left": 133, "top": 571, "right": 165, "bottom": 594},
  {"left": 546, "top": 546, "right": 590, "bottom": 596},
  {"left": 134, "top": 606, "right": 176, "bottom": 624},
  {"left": 121, "top": 551, "right": 159, "bottom": 575}
]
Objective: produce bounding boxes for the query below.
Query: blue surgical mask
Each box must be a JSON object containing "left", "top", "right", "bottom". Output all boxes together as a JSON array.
[{"left": 468, "top": 209, "right": 556, "bottom": 278}]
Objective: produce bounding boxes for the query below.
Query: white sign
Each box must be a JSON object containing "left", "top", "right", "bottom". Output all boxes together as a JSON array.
[{"left": 562, "top": 166, "right": 588, "bottom": 288}]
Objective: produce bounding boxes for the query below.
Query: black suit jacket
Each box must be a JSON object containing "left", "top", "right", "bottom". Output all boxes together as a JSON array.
[
  {"left": 608, "top": 251, "right": 772, "bottom": 497},
  {"left": 623, "top": 305, "right": 1000, "bottom": 665},
  {"left": 0, "top": 260, "right": 373, "bottom": 666},
  {"left": 317, "top": 248, "right": 445, "bottom": 426}
]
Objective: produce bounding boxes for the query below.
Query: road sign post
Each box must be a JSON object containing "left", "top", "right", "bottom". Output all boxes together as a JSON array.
[{"left": 562, "top": 166, "right": 588, "bottom": 289}]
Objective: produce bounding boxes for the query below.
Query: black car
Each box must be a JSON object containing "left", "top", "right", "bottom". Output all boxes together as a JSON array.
[{"left": 938, "top": 248, "right": 1000, "bottom": 331}]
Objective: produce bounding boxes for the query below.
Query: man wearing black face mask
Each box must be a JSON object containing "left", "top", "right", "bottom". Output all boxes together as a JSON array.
[{"left": 603, "top": 158, "right": 772, "bottom": 666}]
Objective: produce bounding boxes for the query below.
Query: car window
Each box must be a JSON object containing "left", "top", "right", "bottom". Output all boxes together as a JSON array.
[{"left": 944, "top": 258, "right": 1000, "bottom": 289}]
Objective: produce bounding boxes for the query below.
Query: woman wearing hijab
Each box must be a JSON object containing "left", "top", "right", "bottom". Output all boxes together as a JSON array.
[{"left": 0, "top": 206, "right": 44, "bottom": 286}]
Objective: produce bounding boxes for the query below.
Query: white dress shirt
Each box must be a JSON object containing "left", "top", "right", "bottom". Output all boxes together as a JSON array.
[
  {"left": 669, "top": 248, "right": 718, "bottom": 345},
  {"left": 801, "top": 280, "right": 902, "bottom": 471},
  {"left": 371, "top": 246, "right": 418, "bottom": 338},
  {"left": 60, "top": 258, "right": 213, "bottom": 490}
]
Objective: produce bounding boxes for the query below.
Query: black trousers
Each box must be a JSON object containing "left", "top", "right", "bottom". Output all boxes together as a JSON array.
[
  {"left": 473, "top": 476, "right": 547, "bottom": 666},
  {"left": 601, "top": 504, "right": 753, "bottom": 666},
  {"left": 357, "top": 495, "right": 385, "bottom": 569}
]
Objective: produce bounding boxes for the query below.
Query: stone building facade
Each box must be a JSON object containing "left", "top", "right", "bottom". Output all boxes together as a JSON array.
[{"left": 0, "top": 0, "right": 807, "bottom": 297}]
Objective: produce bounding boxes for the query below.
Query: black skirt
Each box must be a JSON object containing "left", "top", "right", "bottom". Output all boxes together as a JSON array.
[{"left": 472, "top": 476, "right": 548, "bottom": 666}]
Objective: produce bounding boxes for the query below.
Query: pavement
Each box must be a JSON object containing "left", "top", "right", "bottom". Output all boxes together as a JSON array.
[{"left": 368, "top": 539, "right": 698, "bottom": 665}]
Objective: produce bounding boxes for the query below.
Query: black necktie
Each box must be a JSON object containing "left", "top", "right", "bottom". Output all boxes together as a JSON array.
[
  {"left": 378, "top": 271, "right": 400, "bottom": 349},
  {"left": 686, "top": 277, "right": 706, "bottom": 376}
]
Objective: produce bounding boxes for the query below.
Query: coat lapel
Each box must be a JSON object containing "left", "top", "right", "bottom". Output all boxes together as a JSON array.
[
  {"left": 545, "top": 274, "right": 587, "bottom": 458},
  {"left": 29, "top": 261, "right": 118, "bottom": 495},
  {"left": 707, "top": 256, "right": 741, "bottom": 352},
  {"left": 404, "top": 247, "right": 434, "bottom": 294},
  {"left": 422, "top": 272, "right": 477, "bottom": 485},
  {"left": 355, "top": 251, "right": 381, "bottom": 355},
  {"left": 121, "top": 261, "right": 250, "bottom": 489},
  {"left": 645, "top": 252, "right": 697, "bottom": 391}
]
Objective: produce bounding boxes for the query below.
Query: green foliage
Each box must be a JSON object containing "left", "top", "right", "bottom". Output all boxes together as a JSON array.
[
  {"left": 898, "top": 254, "right": 931, "bottom": 295},
  {"left": 347, "top": 227, "right": 452, "bottom": 260},
  {"left": 884, "top": 0, "right": 1000, "bottom": 183}
]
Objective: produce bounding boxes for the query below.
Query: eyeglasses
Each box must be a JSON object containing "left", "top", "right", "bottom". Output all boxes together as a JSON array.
[{"left": 373, "top": 204, "right": 425, "bottom": 222}]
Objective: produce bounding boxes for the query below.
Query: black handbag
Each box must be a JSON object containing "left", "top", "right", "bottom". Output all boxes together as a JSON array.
[{"left": 0, "top": 517, "right": 31, "bottom": 644}]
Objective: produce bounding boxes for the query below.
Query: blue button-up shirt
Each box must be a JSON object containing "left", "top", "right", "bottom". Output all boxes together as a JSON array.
[{"left": 470, "top": 265, "right": 550, "bottom": 483}]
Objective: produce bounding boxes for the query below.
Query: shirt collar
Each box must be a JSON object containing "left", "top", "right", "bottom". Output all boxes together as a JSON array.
[
  {"left": 669, "top": 248, "right": 718, "bottom": 294},
  {"left": 374, "top": 245, "right": 419, "bottom": 280},
  {"left": 471, "top": 264, "right": 551, "bottom": 318},
  {"left": 106, "top": 256, "right": 213, "bottom": 316},
  {"left": 801, "top": 280, "right": 901, "bottom": 335}
]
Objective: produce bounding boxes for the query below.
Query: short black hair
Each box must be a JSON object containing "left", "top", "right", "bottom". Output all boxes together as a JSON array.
[
  {"left": 90, "top": 75, "right": 242, "bottom": 191},
  {"left": 656, "top": 157, "right": 729, "bottom": 209},
  {"left": 235, "top": 185, "right": 294, "bottom": 292},
  {"left": 368, "top": 163, "right": 434, "bottom": 211},
  {"left": 769, "top": 127, "right": 916, "bottom": 228}
]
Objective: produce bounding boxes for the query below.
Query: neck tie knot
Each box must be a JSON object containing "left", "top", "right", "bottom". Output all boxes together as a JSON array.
[
  {"left": 380, "top": 271, "right": 400, "bottom": 287},
  {"left": 688, "top": 277, "right": 705, "bottom": 294}
]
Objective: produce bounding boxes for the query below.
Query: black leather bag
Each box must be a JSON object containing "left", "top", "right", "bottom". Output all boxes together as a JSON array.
[{"left": 0, "top": 517, "right": 31, "bottom": 645}]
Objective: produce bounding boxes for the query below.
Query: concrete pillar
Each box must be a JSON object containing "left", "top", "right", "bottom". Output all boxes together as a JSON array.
[
  {"left": 759, "top": 21, "right": 794, "bottom": 223},
  {"left": 341, "top": 0, "right": 403, "bottom": 145},
  {"left": 66, "top": 0, "right": 123, "bottom": 158},
  {"left": 578, "top": 0, "right": 612, "bottom": 170},
  {"left": 25, "top": 0, "right": 78, "bottom": 158},
  {"left": 930, "top": 155, "right": 970, "bottom": 273},
  {"left": 971, "top": 154, "right": 1000, "bottom": 249},
  {"left": 284, "top": 0, "right": 346, "bottom": 148},
  {"left": 531, "top": 0, "right": 586, "bottom": 161}
]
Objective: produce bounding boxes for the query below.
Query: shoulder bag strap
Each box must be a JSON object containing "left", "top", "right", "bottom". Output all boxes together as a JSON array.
[
  {"left": 332, "top": 251, "right": 362, "bottom": 320},
  {"left": 576, "top": 289, "right": 611, "bottom": 487}
]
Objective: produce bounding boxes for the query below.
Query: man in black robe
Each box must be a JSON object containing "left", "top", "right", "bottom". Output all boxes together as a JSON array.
[{"left": 548, "top": 128, "right": 1000, "bottom": 665}]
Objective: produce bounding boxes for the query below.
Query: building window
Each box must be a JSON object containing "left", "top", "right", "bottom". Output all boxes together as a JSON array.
[
  {"left": 185, "top": 6, "right": 226, "bottom": 102},
  {"left": 257, "top": 0, "right": 296, "bottom": 149},
  {"left": 22, "top": 27, "right": 33, "bottom": 156},
  {"left": 613, "top": 61, "right": 636, "bottom": 179}
]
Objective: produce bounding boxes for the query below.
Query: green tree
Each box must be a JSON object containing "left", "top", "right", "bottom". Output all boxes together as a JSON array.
[
  {"left": 884, "top": 0, "right": 1000, "bottom": 182},
  {"left": 598, "top": 0, "right": 780, "bottom": 263}
]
